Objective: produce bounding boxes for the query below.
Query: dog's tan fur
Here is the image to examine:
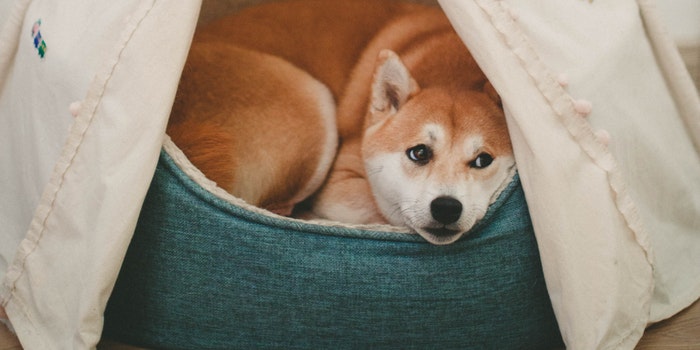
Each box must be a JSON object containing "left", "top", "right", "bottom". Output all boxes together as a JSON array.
[
  {"left": 167, "top": 44, "right": 336, "bottom": 215},
  {"left": 175, "top": 0, "right": 514, "bottom": 244}
]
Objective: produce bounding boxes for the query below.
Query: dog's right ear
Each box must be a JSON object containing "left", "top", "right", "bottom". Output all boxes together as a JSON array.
[{"left": 368, "top": 50, "right": 420, "bottom": 124}]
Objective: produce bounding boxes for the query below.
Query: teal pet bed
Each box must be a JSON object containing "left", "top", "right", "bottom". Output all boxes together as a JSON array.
[{"left": 102, "top": 149, "right": 562, "bottom": 349}]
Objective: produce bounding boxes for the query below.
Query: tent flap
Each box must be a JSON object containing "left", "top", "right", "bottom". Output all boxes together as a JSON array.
[
  {"left": 440, "top": 0, "right": 700, "bottom": 348},
  {"left": 0, "top": 0, "right": 201, "bottom": 348}
]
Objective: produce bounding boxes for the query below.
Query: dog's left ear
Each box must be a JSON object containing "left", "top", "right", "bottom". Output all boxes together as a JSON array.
[
  {"left": 369, "top": 50, "right": 420, "bottom": 122},
  {"left": 482, "top": 80, "right": 501, "bottom": 106}
]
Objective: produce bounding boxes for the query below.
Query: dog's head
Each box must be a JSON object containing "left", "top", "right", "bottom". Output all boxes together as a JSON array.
[{"left": 362, "top": 50, "right": 515, "bottom": 245}]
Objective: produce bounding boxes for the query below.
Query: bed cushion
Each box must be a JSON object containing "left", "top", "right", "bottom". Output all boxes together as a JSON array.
[{"left": 102, "top": 149, "right": 562, "bottom": 349}]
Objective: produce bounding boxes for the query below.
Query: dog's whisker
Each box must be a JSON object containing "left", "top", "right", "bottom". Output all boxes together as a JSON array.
[{"left": 365, "top": 165, "right": 384, "bottom": 177}]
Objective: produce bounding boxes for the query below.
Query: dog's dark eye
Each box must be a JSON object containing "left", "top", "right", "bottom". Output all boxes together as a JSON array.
[
  {"left": 406, "top": 144, "right": 432, "bottom": 165},
  {"left": 469, "top": 153, "right": 493, "bottom": 169}
]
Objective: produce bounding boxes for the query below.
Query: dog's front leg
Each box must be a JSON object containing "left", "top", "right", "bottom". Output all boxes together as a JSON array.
[{"left": 310, "top": 140, "right": 387, "bottom": 225}]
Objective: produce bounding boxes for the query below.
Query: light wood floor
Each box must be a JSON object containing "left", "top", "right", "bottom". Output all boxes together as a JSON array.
[
  {"left": 1, "top": 299, "right": 699, "bottom": 349},
  {"left": 636, "top": 299, "right": 700, "bottom": 349}
]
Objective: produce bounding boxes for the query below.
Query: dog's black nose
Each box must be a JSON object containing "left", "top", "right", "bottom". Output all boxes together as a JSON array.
[{"left": 430, "top": 196, "right": 462, "bottom": 225}]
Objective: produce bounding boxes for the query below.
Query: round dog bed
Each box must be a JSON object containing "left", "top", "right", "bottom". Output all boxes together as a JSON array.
[{"left": 102, "top": 146, "right": 563, "bottom": 349}]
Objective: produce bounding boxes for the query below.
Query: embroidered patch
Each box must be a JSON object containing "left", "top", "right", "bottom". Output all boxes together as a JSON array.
[{"left": 31, "top": 19, "right": 47, "bottom": 59}]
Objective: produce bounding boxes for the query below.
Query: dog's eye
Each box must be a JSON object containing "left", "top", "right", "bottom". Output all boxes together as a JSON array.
[
  {"left": 469, "top": 153, "right": 493, "bottom": 169},
  {"left": 406, "top": 144, "right": 432, "bottom": 165}
]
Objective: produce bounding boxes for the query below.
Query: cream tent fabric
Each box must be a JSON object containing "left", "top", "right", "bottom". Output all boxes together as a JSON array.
[
  {"left": 0, "top": 0, "right": 698, "bottom": 349},
  {"left": 0, "top": 0, "right": 201, "bottom": 348},
  {"left": 440, "top": 0, "right": 700, "bottom": 348}
]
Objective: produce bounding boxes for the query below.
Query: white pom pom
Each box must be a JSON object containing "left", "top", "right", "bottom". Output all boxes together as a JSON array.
[
  {"left": 574, "top": 99, "right": 592, "bottom": 116},
  {"left": 508, "top": 6, "right": 519, "bottom": 20},
  {"left": 557, "top": 73, "right": 569, "bottom": 88},
  {"left": 595, "top": 129, "right": 611, "bottom": 146},
  {"left": 69, "top": 101, "right": 82, "bottom": 117}
]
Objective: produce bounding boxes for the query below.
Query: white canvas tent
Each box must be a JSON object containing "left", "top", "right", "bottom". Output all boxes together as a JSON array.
[{"left": 0, "top": 0, "right": 698, "bottom": 349}]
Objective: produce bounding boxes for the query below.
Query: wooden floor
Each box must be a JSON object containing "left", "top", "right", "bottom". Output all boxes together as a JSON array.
[
  {"left": 1, "top": 299, "right": 699, "bottom": 349},
  {"left": 636, "top": 299, "right": 700, "bottom": 349}
]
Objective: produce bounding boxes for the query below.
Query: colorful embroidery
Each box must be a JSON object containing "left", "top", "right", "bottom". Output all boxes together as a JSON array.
[{"left": 31, "top": 19, "right": 47, "bottom": 59}]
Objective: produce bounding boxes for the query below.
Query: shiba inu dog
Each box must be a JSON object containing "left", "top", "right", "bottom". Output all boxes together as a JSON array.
[
  {"left": 322, "top": 45, "right": 515, "bottom": 244},
  {"left": 187, "top": 0, "right": 515, "bottom": 244},
  {"left": 167, "top": 44, "right": 337, "bottom": 216}
]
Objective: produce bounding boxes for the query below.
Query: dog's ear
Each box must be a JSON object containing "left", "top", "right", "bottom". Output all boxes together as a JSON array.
[
  {"left": 482, "top": 80, "right": 501, "bottom": 106},
  {"left": 369, "top": 50, "right": 420, "bottom": 121}
]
